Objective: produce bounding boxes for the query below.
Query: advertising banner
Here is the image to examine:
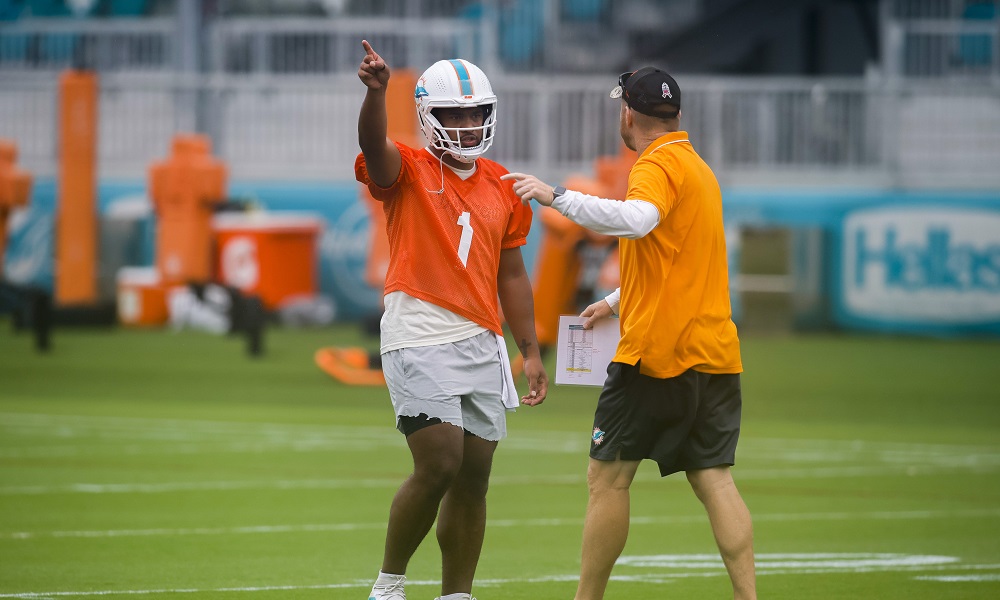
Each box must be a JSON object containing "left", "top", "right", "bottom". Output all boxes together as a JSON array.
[{"left": 836, "top": 204, "right": 1000, "bottom": 335}]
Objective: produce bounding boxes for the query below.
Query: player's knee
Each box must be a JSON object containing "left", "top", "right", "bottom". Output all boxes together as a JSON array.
[
  {"left": 452, "top": 470, "right": 491, "bottom": 499},
  {"left": 413, "top": 455, "right": 463, "bottom": 493},
  {"left": 686, "top": 466, "right": 734, "bottom": 503},
  {"left": 686, "top": 470, "right": 705, "bottom": 500},
  {"left": 586, "top": 459, "right": 633, "bottom": 496}
]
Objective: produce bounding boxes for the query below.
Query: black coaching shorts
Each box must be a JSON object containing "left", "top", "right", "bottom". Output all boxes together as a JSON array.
[{"left": 590, "top": 362, "right": 742, "bottom": 477}]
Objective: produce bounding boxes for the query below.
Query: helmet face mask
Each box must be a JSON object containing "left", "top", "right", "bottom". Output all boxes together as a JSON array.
[{"left": 415, "top": 59, "right": 497, "bottom": 163}]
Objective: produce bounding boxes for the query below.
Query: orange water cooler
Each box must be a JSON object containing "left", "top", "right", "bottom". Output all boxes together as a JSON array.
[
  {"left": 212, "top": 213, "right": 322, "bottom": 310},
  {"left": 116, "top": 266, "right": 169, "bottom": 327}
]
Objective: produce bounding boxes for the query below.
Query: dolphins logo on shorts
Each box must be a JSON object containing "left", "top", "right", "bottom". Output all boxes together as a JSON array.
[{"left": 592, "top": 427, "right": 606, "bottom": 445}]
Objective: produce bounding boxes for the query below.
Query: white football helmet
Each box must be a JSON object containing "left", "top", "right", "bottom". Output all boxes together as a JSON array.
[{"left": 414, "top": 59, "right": 498, "bottom": 163}]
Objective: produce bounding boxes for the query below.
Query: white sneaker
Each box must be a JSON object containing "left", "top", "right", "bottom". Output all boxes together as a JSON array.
[{"left": 369, "top": 575, "right": 406, "bottom": 600}]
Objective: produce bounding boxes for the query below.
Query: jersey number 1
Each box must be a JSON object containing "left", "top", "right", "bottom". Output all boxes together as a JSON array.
[{"left": 456, "top": 211, "right": 473, "bottom": 267}]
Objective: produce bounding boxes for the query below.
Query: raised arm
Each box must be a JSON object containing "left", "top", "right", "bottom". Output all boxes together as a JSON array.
[{"left": 357, "top": 39, "right": 401, "bottom": 188}]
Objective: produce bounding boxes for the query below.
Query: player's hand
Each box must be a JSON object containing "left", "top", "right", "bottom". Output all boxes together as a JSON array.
[
  {"left": 520, "top": 356, "right": 548, "bottom": 406},
  {"left": 580, "top": 299, "right": 614, "bottom": 330},
  {"left": 358, "top": 39, "right": 389, "bottom": 90},
  {"left": 501, "top": 173, "right": 556, "bottom": 207}
]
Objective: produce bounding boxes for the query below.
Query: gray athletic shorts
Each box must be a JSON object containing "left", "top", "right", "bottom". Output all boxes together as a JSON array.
[{"left": 382, "top": 331, "right": 509, "bottom": 441}]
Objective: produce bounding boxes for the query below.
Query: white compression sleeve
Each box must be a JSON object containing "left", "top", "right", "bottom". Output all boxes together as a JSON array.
[
  {"left": 550, "top": 189, "right": 659, "bottom": 239},
  {"left": 604, "top": 288, "right": 621, "bottom": 315}
]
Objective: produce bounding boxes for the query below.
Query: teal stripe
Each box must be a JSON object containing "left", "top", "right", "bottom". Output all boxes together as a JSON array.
[{"left": 448, "top": 59, "right": 473, "bottom": 96}]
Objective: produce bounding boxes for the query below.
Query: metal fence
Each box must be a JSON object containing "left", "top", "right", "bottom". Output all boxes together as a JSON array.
[
  {"left": 1, "top": 2, "right": 996, "bottom": 78},
  {"left": 883, "top": 17, "right": 1000, "bottom": 78},
  {"left": 885, "top": 0, "right": 992, "bottom": 19},
  {"left": 0, "top": 17, "right": 175, "bottom": 73},
  {"left": 207, "top": 16, "right": 493, "bottom": 75},
  {"left": 3, "top": 72, "right": 998, "bottom": 189}
]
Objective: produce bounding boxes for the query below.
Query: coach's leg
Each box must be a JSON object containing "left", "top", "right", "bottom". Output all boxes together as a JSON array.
[
  {"left": 382, "top": 423, "right": 466, "bottom": 575},
  {"left": 437, "top": 433, "right": 498, "bottom": 595},
  {"left": 687, "top": 466, "right": 756, "bottom": 600},
  {"left": 575, "top": 457, "right": 641, "bottom": 600}
]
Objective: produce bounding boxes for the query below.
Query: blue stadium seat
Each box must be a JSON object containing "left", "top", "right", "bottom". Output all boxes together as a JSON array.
[
  {"left": 562, "top": 0, "right": 605, "bottom": 21},
  {"left": 26, "top": 1, "right": 77, "bottom": 66},
  {"left": 459, "top": 0, "right": 544, "bottom": 67},
  {"left": 499, "top": 0, "right": 544, "bottom": 66},
  {"left": 958, "top": 1, "right": 995, "bottom": 67},
  {"left": 109, "top": 0, "right": 147, "bottom": 17},
  {"left": 0, "top": 0, "right": 26, "bottom": 21},
  {"left": 0, "top": 0, "right": 27, "bottom": 63},
  {"left": 457, "top": 2, "right": 491, "bottom": 59},
  {"left": 27, "top": 0, "right": 71, "bottom": 17}
]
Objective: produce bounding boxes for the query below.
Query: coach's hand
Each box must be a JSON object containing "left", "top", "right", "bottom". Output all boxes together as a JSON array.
[
  {"left": 580, "top": 298, "right": 614, "bottom": 330},
  {"left": 501, "top": 173, "right": 555, "bottom": 207},
  {"left": 358, "top": 39, "right": 389, "bottom": 90},
  {"left": 520, "top": 355, "right": 548, "bottom": 406}
]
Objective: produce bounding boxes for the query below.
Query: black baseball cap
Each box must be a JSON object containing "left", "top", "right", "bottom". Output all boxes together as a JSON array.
[{"left": 610, "top": 67, "right": 681, "bottom": 117}]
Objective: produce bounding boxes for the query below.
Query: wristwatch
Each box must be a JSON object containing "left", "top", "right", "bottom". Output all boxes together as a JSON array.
[{"left": 552, "top": 185, "right": 567, "bottom": 199}]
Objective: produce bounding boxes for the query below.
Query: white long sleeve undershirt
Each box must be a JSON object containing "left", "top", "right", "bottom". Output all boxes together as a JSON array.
[
  {"left": 603, "top": 288, "right": 621, "bottom": 315},
  {"left": 550, "top": 189, "right": 660, "bottom": 239}
]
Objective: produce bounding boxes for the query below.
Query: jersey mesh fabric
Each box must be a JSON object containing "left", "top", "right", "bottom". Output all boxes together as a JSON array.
[
  {"left": 615, "top": 131, "right": 742, "bottom": 378},
  {"left": 355, "top": 143, "right": 532, "bottom": 334}
]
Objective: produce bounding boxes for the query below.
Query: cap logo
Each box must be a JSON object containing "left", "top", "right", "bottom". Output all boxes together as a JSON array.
[{"left": 662, "top": 82, "right": 672, "bottom": 99}]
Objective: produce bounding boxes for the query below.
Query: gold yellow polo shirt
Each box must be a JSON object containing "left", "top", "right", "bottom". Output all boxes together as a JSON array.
[{"left": 613, "top": 131, "right": 742, "bottom": 378}]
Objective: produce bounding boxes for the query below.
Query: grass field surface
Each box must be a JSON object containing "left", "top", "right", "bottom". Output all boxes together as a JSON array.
[{"left": 1, "top": 323, "right": 999, "bottom": 599}]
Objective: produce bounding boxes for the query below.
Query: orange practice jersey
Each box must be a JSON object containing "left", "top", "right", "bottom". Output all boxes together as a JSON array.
[
  {"left": 355, "top": 143, "right": 532, "bottom": 334},
  {"left": 615, "top": 131, "right": 742, "bottom": 378}
]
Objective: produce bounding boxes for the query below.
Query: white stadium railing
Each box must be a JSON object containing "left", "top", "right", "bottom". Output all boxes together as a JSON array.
[
  {"left": 3, "top": 72, "right": 999, "bottom": 189},
  {"left": 881, "top": 0, "right": 1000, "bottom": 79},
  {"left": 0, "top": 17, "right": 176, "bottom": 73},
  {"left": 883, "top": 18, "right": 1000, "bottom": 79},
  {"left": 1, "top": 1, "right": 997, "bottom": 188},
  {"left": 0, "top": 2, "right": 996, "bottom": 78},
  {"left": 206, "top": 17, "right": 494, "bottom": 75}
]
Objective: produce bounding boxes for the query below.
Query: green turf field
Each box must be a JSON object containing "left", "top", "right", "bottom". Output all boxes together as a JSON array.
[{"left": 1, "top": 323, "right": 999, "bottom": 599}]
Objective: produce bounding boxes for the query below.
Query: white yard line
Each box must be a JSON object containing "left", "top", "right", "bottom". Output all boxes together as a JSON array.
[
  {"left": 1, "top": 556, "right": 999, "bottom": 597},
  {"left": 3, "top": 457, "right": 998, "bottom": 497},
  {"left": 916, "top": 574, "right": 1000, "bottom": 582},
  {"left": 3, "top": 412, "right": 999, "bottom": 460},
  {"left": 5, "top": 508, "right": 1000, "bottom": 540},
  {"left": 0, "top": 474, "right": 586, "bottom": 496}
]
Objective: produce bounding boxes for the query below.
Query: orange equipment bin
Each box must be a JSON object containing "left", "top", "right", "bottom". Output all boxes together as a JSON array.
[
  {"left": 212, "top": 213, "right": 322, "bottom": 310},
  {"left": 149, "top": 134, "right": 228, "bottom": 285},
  {"left": 0, "top": 140, "right": 33, "bottom": 279},
  {"left": 116, "top": 266, "right": 168, "bottom": 327}
]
